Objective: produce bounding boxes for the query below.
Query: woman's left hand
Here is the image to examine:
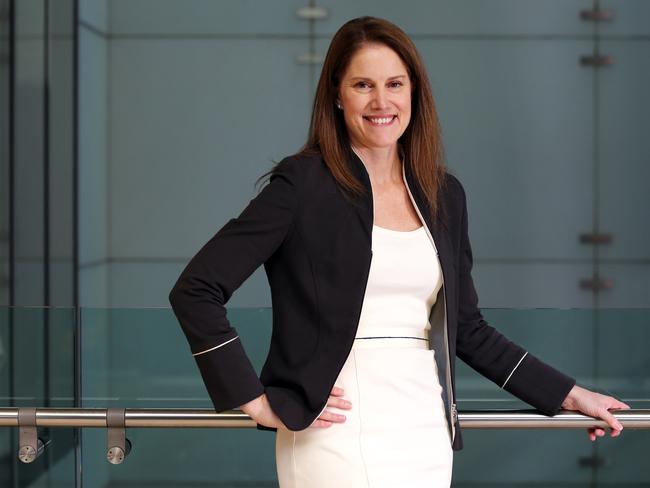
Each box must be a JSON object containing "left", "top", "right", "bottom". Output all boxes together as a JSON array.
[{"left": 560, "top": 384, "right": 631, "bottom": 441}]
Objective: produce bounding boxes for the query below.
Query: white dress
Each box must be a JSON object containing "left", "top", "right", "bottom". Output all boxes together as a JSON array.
[{"left": 275, "top": 224, "right": 453, "bottom": 488}]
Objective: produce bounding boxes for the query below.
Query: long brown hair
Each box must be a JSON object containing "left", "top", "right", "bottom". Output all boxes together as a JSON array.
[{"left": 259, "top": 16, "right": 447, "bottom": 220}]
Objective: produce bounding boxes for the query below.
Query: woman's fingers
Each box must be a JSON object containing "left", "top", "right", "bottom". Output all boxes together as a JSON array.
[
  {"left": 587, "top": 403, "right": 627, "bottom": 441},
  {"left": 309, "top": 387, "right": 353, "bottom": 429},
  {"left": 309, "top": 419, "right": 332, "bottom": 428},
  {"left": 328, "top": 395, "right": 352, "bottom": 409},
  {"left": 309, "top": 409, "right": 346, "bottom": 428},
  {"left": 588, "top": 427, "right": 606, "bottom": 441},
  {"left": 589, "top": 429, "right": 605, "bottom": 441},
  {"left": 319, "top": 410, "right": 347, "bottom": 423},
  {"left": 605, "top": 399, "right": 629, "bottom": 437},
  {"left": 588, "top": 428, "right": 600, "bottom": 441},
  {"left": 329, "top": 386, "right": 352, "bottom": 409},
  {"left": 608, "top": 399, "right": 631, "bottom": 412},
  {"left": 567, "top": 387, "right": 629, "bottom": 442},
  {"left": 601, "top": 408, "right": 624, "bottom": 432}
]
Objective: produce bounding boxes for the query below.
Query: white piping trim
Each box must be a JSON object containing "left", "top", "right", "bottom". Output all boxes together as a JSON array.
[
  {"left": 501, "top": 351, "right": 528, "bottom": 388},
  {"left": 192, "top": 336, "right": 239, "bottom": 357}
]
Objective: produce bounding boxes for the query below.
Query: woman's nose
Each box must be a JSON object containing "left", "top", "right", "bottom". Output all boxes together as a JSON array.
[{"left": 370, "top": 87, "right": 389, "bottom": 109}]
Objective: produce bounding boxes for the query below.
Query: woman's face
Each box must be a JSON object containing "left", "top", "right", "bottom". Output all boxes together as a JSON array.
[{"left": 337, "top": 43, "right": 412, "bottom": 153}]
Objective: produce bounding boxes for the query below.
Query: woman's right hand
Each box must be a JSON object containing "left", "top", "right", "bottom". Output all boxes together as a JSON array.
[
  {"left": 308, "top": 386, "right": 352, "bottom": 429},
  {"left": 240, "top": 386, "right": 353, "bottom": 430},
  {"left": 240, "top": 393, "right": 287, "bottom": 430}
]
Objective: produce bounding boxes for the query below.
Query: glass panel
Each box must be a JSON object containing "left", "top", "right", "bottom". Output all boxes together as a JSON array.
[
  {"left": 0, "top": 0, "right": 9, "bottom": 308},
  {"left": 14, "top": 0, "right": 45, "bottom": 308},
  {"left": 316, "top": 0, "right": 594, "bottom": 36},
  {"left": 1, "top": 306, "right": 648, "bottom": 485},
  {"left": 0, "top": 307, "right": 10, "bottom": 486},
  {"left": 109, "top": 0, "right": 309, "bottom": 36},
  {"left": 454, "top": 308, "right": 649, "bottom": 486},
  {"left": 598, "top": 40, "right": 650, "bottom": 262},
  {"left": 11, "top": 0, "right": 76, "bottom": 309},
  {"left": 599, "top": 0, "right": 650, "bottom": 36},
  {"left": 75, "top": 307, "right": 650, "bottom": 487},
  {"left": 80, "top": 307, "right": 277, "bottom": 487},
  {"left": 6, "top": 0, "right": 79, "bottom": 484},
  {"left": 49, "top": 0, "right": 75, "bottom": 307},
  {"left": 103, "top": 36, "right": 310, "bottom": 307},
  {"left": 0, "top": 306, "right": 77, "bottom": 487}
]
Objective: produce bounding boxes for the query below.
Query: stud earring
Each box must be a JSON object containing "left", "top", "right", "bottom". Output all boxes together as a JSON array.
[{"left": 336, "top": 101, "right": 342, "bottom": 110}]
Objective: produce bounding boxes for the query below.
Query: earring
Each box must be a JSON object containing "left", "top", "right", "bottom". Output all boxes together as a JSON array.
[{"left": 336, "top": 101, "right": 342, "bottom": 110}]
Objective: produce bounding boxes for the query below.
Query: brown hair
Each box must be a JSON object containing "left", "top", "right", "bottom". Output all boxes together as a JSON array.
[{"left": 259, "top": 16, "right": 447, "bottom": 220}]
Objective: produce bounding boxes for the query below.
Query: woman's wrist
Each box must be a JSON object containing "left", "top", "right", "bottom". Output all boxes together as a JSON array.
[
  {"left": 561, "top": 384, "right": 580, "bottom": 410},
  {"left": 240, "top": 393, "right": 265, "bottom": 418}
]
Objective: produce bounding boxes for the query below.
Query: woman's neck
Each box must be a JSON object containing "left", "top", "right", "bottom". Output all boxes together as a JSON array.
[{"left": 350, "top": 143, "right": 402, "bottom": 186}]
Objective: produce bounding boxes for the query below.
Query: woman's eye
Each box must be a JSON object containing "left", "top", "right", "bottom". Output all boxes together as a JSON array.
[
  {"left": 355, "top": 81, "right": 371, "bottom": 89},
  {"left": 389, "top": 81, "right": 403, "bottom": 88}
]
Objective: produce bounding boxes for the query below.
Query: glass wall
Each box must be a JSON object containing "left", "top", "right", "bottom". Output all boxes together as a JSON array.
[
  {"left": 72, "top": 0, "right": 650, "bottom": 311},
  {"left": 2, "top": 0, "right": 78, "bottom": 485},
  {"left": 7, "top": 0, "right": 76, "bottom": 308},
  {"left": 0, "top": 0, "right": 8, "bottom": 306}
]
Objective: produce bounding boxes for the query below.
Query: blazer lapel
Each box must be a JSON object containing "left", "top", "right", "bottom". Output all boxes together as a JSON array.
[
  {"left": 402, "top": 161, "right": 455, "bottom": 293},
  {"left": 347, "top": 148, "right": 374, "bottom": 244}
]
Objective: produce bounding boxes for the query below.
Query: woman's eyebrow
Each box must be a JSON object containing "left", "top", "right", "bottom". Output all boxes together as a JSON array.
[{"left": 349, "top": 75, "right": 407, "bottom": 81}]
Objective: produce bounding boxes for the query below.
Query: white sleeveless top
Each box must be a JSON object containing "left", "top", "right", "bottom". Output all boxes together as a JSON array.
[{"left": 355, "top": 224, "right": 443, "bottom": 340}]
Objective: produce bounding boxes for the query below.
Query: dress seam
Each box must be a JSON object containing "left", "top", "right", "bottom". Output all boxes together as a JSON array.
[
  {"left": 353, "top": 349, "right": 372, "bottom": 488},
  {"left": 291, "top": 431, "right": 297, "bottom": 488}
]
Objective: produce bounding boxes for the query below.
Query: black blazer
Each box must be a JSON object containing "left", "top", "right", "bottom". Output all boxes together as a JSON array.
[{"left": 168, "top": 147, "right": 576, "bottom": 451}]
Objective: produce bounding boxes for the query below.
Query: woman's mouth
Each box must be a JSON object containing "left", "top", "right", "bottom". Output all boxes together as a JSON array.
[{"left": 363, "top": 115, "right": 397, "bottom": 126}]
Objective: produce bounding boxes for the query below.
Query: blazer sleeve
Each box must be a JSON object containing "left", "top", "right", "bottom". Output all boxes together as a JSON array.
[
  {"left": 452, "top": 175, "right": 576, "bottom": 416},
  {"left": 168, "top": 156, "right": 302, "bottom": 413}
]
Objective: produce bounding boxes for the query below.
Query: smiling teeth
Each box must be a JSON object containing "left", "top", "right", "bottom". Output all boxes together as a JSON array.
[{"left": 367, "top": 116, "right": 394, "bottom": 125}]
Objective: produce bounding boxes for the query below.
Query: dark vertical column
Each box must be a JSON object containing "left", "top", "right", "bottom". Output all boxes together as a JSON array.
[
  {"left": 42, "top": 1, "right": 51, "bottom": 478},
  {"left": 590, "top": 0, "right": 600, "bottom": 484},
  {"left": 7, "top": 0, "right": 15, "bottom": 484},
  {"left": 42, "top": 0, "right": 50, "bottom": 404},
  {"left": 72, "top": 1, "right": 81, "bottom": 486}
]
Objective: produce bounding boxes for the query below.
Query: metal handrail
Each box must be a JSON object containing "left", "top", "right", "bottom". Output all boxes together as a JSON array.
[{"left": 1, "top": 408, "right": 648, "bottom": 429}]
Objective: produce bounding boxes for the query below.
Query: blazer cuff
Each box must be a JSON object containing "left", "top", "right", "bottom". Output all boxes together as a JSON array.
[
  {"left": 502, "top": 352, "right": 576, "bottom": 416},
  {"left": 193, "top": 336, "right": 265, "bottom": 412}
]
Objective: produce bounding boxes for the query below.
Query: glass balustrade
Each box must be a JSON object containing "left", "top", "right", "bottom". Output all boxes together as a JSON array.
[{"left": 1, "top": 306, "right": 648, "bottom": 487}]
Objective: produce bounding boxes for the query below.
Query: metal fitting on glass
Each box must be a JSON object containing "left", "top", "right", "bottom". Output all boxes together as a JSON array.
[
  {"left": 18, "top": 408, "right": 50, "bottom": 463},
  {"left": 106, "top": 408, "right": 132, "bottom": 465},
  {"left": 296, "top": 6, "right": 328, "bottom": 20},
  {"left": 579, "top": 8, "right": 614, "bottom": 22}
]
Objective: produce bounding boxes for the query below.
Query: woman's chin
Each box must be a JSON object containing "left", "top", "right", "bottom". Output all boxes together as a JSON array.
[{"left": 353, "top": 136, "right": 401, "bottom": 151}]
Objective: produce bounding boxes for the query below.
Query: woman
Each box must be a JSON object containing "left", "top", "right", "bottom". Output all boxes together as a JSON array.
[{"left": 169, "top": 16, "right": 629, "bottom": 487}]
